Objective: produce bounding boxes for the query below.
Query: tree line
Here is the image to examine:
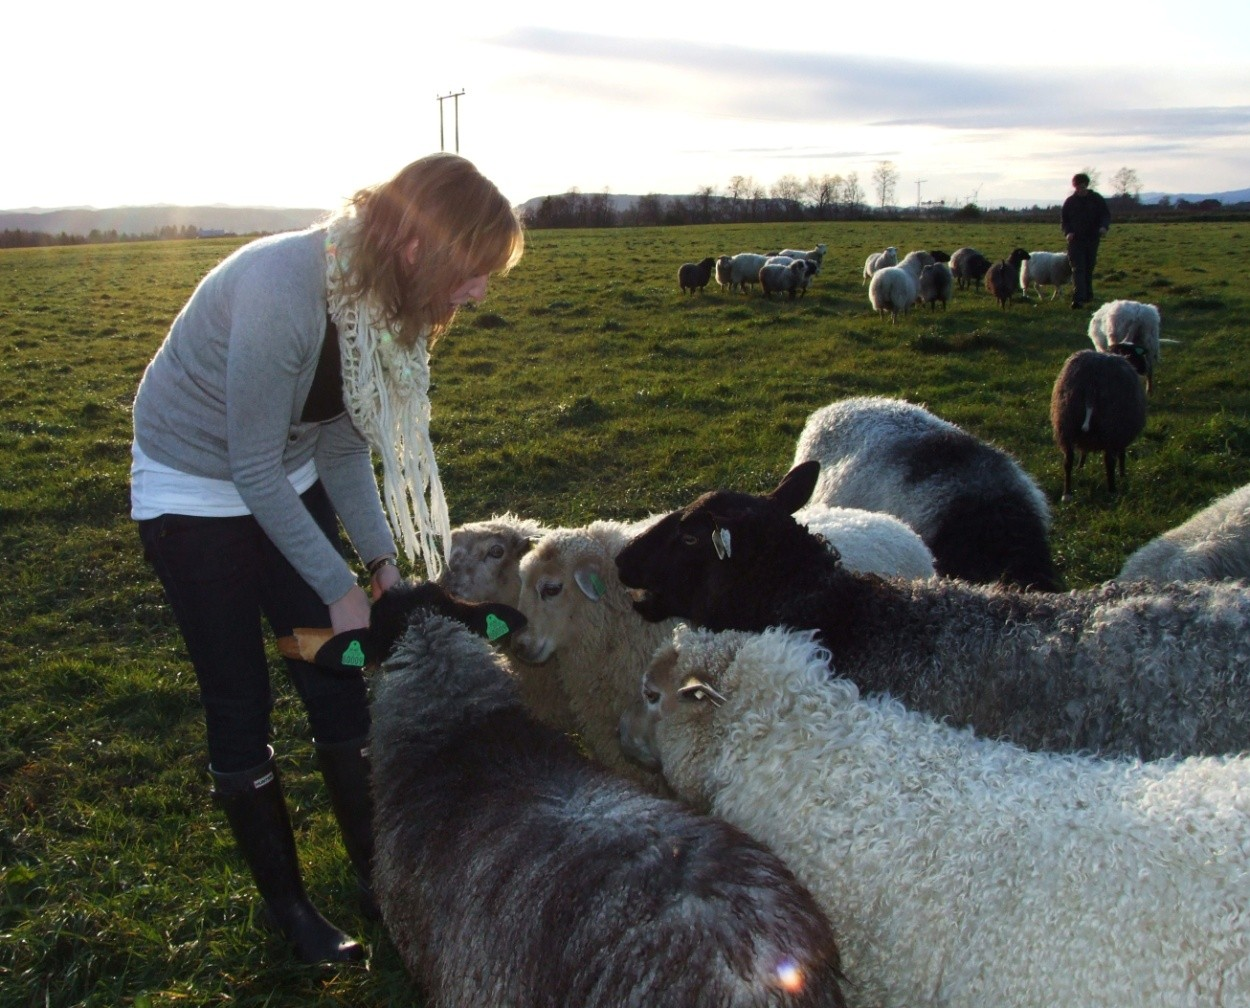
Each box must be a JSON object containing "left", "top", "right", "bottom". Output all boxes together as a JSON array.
[{"left": 0, "top": 224, "right": 217, "bottom": 249}]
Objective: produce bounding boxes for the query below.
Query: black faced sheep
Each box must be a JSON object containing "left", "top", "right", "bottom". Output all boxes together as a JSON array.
[
  {"left": 791, "top": 396, "right": 1060, "bottom": 591},
  {"left": 619, "top": 623, "right": 1250, "bottom": 1008},
  {"left": 614, "top": 460, "right": 1250, "bottom": 761},
  {"left": 678, "top": 256, "right": 717, "bottom": 294},
  {"left": 369, "top": 607, "right": 848, "bottom": 1008},
  {"left": 948, "top": 246, "right": 991, "bottom": 290},
  {"left": 1118, "top": 481, "right": 1250, "bottom": 583},
  {"left": 1050, "top": 349, "right": 1148, "bottom": 501},
  {"left": 916, "top": 262, "right": 952, "bottom": 310},
  {"left": 1088, "top": 299, "right": 1166, "bottom": 392},
  {"left": 985, "top": 247, "right": 1030, "bottom": 307}
]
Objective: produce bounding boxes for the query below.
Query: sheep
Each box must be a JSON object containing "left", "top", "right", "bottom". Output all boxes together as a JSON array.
[
  {"left": 776, "top": 243, "right": 827, "bottom": 275},
  {"left": 614, "top": 459, "right": 1250, "bottom": 760},
  {"left": 868, "top": 250, "right": 936, "bottom": 319},
  {"left": 759, "top": 259, "right": 811, "bottom": 300},
  {"left": 677, "top": 256, "right": 716, "bottom": 294},
  {"left": 948, "top": 246, "right": 991, "bottom": 290},
  {"left": 370, "top": 610, "right": 849, "bottom": 1008},
  {"left": 1050, "top": 349, "right": 1148, "bottom": 501},
  {"left": 925, "top": 249, "right": 950, "bottom": 262},
  {"left": 860, "top": 246, "right": 897, "bottom": 284},
  {"left": 619, "top": 623, "right": 1250, "bottom": 1008},
  {"left": 984, "top": 247, "right": 1030, "bottom": 307},
  {"left": 720, "top": 252, "right": 770, "bottom": 294},
  {"left": 1018, "top": 249, "right": 1072, "bottom": 301},
  {"left": 1118, "top": 481, "right": 1250, "bottom": 583},
  {"left": 439, "top": 513, "right": 548, "bottom": 608},
  {"left": 793, "top": 503, "right": 936, "bottom": 580},
  {"left": 791, "top": 396, "right": 1060, "bottom": 590},
  {"left": 714, "top": 255, "right": 735, "bottom": 291},
  {"left": 916, "top": 262, "right": 952, "bottom": 310},
  {"left": 1087, "top": 299, "right": 1165, "bottom": 392}
]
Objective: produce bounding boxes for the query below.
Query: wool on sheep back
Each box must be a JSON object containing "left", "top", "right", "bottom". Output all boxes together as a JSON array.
[
  {"left": 1119, "top": 481, "right": 1250, "bottom": 583},
  {"left": 614, "top": 460, "right": 1250, "bottom": 760},
  {"left": 370, "top": 612, "right": 848, "bottom": 1008},
  {"left": 621, "top": 624, "right": 1250, "bottom": 1008}
]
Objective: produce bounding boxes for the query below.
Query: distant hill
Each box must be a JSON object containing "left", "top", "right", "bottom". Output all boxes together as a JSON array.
[{"left": 0, "top": 205, "right": 330, "bottom": 237}]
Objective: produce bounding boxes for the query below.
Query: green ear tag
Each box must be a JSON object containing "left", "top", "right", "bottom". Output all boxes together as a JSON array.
[
  {"left": 485, "top": 613, "right": 509, "bottom": 641},
  {"left": 341, "top": 640, "right": 366, "bottom": 667},
  {"left": 589, "top": 573, "right": 606, "bottom": 596}
]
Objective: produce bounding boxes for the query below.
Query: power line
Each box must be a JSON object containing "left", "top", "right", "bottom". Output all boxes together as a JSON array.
[{"left": 436, "top": 90, "right": 465, "bottom": 152}]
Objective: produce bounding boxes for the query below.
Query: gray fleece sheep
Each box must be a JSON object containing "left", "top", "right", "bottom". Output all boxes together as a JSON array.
[
  {"left": 1119, "top": 481, "right": 1250, "bottom": 583},
  {"left": 678, "top": 256, "right": 717, "bottom": 294},
  {"left": 1050, "top": 349, "right": 1147, "bottom": 501},
  {"left": 620, "top": 624, "right": 1250, "bottom": 1008},
  {"left": 917, "top": 262, "right": 953, "bottom": 310},
  {"left": 948, "top": 247, "right": 991, "bottom": 290},
  {"left": 614, "top": 460, "right": 1250, "bottom": 760},
  {"left": 792, "top": 396, "right": 1060, "bottom": 591},
  {"left": 760, "top": 259, "right": 811, "bottom": 300},
  {"left": 370, "top": 611, "right": 848, "bottom": 1008}
]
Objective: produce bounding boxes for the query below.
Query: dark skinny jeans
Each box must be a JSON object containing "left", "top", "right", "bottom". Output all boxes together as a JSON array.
[{"left": 138, "top": 481, "right": 370, "bottom": 774}]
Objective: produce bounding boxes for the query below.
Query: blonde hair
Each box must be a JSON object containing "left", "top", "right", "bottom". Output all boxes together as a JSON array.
[{"left": 335, "top": 153, "right": 524, "bottom": 348}]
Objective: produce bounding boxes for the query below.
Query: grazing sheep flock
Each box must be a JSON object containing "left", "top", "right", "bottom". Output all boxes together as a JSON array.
[
  {"left": 1050, "top": 349, "right": 1148, "bottom": 500},
  {"left": 1119, "top": 480, "right": 1250, "bottom": 582},
  {"left": 370, "top": 603, "right": 849, "bottom": 1008},
  {"left": 792, "top": 396, "right": 1060, "bottom": 590},
  {"left": 619, "top": 624, "right": 1250, "bottom": 1008},
  {"left": 614, "top": 460, "right": 1250, "bottom": 760}
]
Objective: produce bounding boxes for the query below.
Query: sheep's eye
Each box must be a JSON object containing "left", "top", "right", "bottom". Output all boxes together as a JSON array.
[
  {"left": 539, "top": 582, "right": 562, "bottom": 600},
  {"left": 643, "top": 685, "right": 661, "bottom": 705},
  {"left": 680, "top": 533, "right": 699, "bottom": 547},
  {"left": 487, "top": 544, "right": 505, "bottom": 559}
]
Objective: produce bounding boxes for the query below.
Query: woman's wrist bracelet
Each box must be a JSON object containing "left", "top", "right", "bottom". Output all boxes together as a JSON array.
[{"left": 366, "top": 554, "right": 398, "bottom": 576}]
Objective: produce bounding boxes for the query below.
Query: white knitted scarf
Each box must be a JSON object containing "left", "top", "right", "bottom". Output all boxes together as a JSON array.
[{"left": 324, "top": 214, "right": 451, "bottom": 578}]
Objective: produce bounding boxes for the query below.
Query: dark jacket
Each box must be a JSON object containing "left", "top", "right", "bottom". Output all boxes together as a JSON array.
[{"left": 1061, "top": 189, "right": 1111, "bottom": 239}]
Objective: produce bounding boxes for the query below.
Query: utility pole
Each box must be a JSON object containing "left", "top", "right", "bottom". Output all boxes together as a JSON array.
[
  {"left": 436, "top": 90, "right": 465, "bottom": 152},
  {"left": 916, "top": 179, "right": 927, "bottom": 208}
]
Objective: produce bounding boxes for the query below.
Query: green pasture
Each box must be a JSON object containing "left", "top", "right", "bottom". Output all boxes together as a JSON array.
[{"left": 1, "top": 219, "right": 1248, "bottom": 1006}]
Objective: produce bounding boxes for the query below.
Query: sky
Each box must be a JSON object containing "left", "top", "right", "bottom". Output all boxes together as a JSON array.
[{"left": 7, "top": 0, "right": 1250, "bottom": 212}]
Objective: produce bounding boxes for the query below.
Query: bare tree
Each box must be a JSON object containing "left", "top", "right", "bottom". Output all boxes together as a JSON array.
[
  {"left": 1080, "top": 166, "right": 1102, "bottom": 190},
  {"left": 872, "top": 161, "right": 899, "bottom": 208},
  {"left": 842, "top": 172, "right": 864, "bottom": 214},
  {"left": 806, "top": 174, "right": 842, "bottom": 219},
  {"left": 771, "top": 174, "right": 804, "bottom": 203},
  {"left": 1111, "top": 167, "right": 1142, "bottom": 200}
]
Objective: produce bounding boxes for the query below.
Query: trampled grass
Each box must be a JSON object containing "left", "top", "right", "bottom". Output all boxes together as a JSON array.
[{"left": 2, "top": 219, "right": 1248, "bottom": 1006}]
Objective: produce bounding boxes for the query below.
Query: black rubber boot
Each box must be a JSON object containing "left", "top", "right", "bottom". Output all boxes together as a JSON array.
[
  {"left": 210, "top": 749, "right": 365, "bottom": 964},
  {"left": 314, "top": 736, "right": 380, "bottom": 920}
]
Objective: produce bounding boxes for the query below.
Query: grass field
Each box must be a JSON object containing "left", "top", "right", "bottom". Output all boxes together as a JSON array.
[{"left": 2, "top": 219, "right": 1249, "bottom": 1006}]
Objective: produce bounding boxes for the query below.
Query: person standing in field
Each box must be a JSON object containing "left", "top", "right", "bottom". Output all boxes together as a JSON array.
[
  {"left": 1061, "top": 171, "right": 1111, "bottom": 309},
  {"left": 130, "top": 153, "right": 524, "bottom": 965}
]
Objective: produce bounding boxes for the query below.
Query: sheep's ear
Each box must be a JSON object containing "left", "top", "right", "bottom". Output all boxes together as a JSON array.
[
  {"left": 711, "top": 526, "right": 732, "bottom": 560},
  {"left": 521, "top": 535, "right": 542, "bottom": 554},
  {"left": 574, "top": 568, "right": 607, "bottom": 601},
  {"left": 770, "top": 461, "right": 820, "bottom": 514},
  {"left": 678, "top": 676, "right": 726, "bottom": 707}
]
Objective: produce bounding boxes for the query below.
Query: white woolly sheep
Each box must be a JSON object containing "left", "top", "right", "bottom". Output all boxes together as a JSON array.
[
  {"left": 714, "top": 255, "right": 735, "bottom": 291},
  {"left": 1018, "top": 250, "right": 1072, "bottom": 301},
  {"left": 1118, "top": 480, "right": 1250, "bottom": 583},
  {"left": 984, "top": 248, "right": 1030, "bottom": 308},
  {"left": 792, "top": 396, "right": 1059, "bottom": 590},
  {"left": 867, "top": 266, "right": 917, "bottom": 323},
  {"left": 776, "top": 243, "right": 827, "bottom": 275},
  {"left": 371, "top": 612, "right": 848, "bottom": 1008},
  {"left": 1088, "top": 299, "right": 1165, "bottom": 392},
  {"left": 860, "top": 246, "right": 897, "bottom": 284},
  {"left": 720, "top": 252, "right": 770, "bottom": 294},
  {"left": 678, "top": 256, "right": 717, "bottom": 294},
  {"left": 793, "top": 503, "right": 935, "bottom": 580},
  {"left": 615, "top": 459, "right": 1250, "bottom": 760},
  {"left": 948, "top": 246, "right": 991, "bottom": 290},
  {"left": 1050, "top": 349, "right": 1148, "bottom": 501},
  {"left": 916, "top": 262, "right": 953, "bottom": 310},
  {"left": 620, "top": 624, "right": 1250, "bottom": 1008},
  {"left": 760, "top": 259, "right": 811, "bottom": 300}
]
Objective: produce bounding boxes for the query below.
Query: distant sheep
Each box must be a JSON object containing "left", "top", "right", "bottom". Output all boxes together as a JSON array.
[
  {"left": 621, "top": 624, "right": 1250, "bottom": 1008},
  {"left": 866, "top": 251, "right": 930, "bottom": 324},
  {"left": 1088, "top": 299, "right": 1165, "bottom": 392},
  {"left": 792, "top": 396, "right": 1059, "bottom": 590},
  {"left": 371, "top": 611, "right": 848, "bottom": 1008},
  {"left": 985, "top": 248, "right": 1030, "bottom": 308},
  {"left": 948, "top": 247, "right": 991, "bottom": 290},
  {"left": 861, "top": 246, "right": 897, "bottom": 285},
  {"left": 917, "top": 262, "right": 953, "bottom": 310},
  {"left": 1050, "top": 349, "right": 1148, "bottom": 501},
  {"left": 760, "top": 259, "right": 811, "bottom": 299},
  {"left": 678, "top": 256, "right": 717, "bottom": 294},
  {"left": 1019, "top": 250, "right": 1072, "bottom": 301},
  {"left": 719, "top": 252, "right": 769, "bottom": 294},
  {"left": 1119, "top": 481, "right": 1250, "bottom": 583},
  {"left": 777, "top": 243, "right": 828, "bottom": 275},
  {"left": 614, "top": 461, "right": 1250, "bottom": 761}
]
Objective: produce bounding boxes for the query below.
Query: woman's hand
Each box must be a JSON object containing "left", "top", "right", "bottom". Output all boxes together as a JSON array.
[
  {"left": 329, "top": 583, "right": 372, "bottom": 634},
  {"left": 370, "top": 561, "right": 402, "bottom": 600}
]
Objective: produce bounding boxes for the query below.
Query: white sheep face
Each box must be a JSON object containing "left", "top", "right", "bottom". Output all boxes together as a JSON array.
[{"left": 512, "top": 537, "right": 610, "bottom": 665}]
